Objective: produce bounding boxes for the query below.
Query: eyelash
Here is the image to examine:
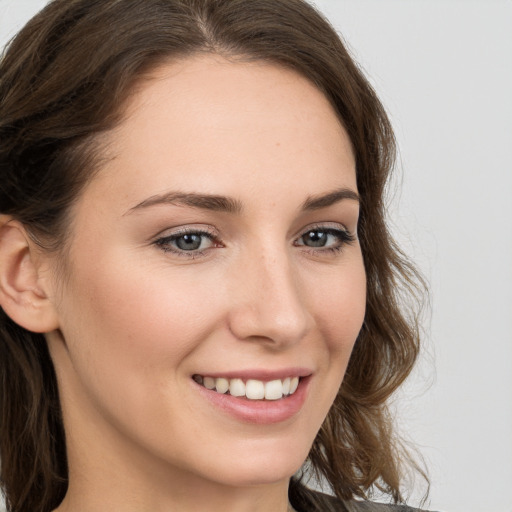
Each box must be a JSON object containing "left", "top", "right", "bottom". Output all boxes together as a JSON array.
[
  {"left": 153, "top": 225, "right": 356, "bottom": 259},
  {"left": 294, "top": 226, "right": 356, "bottom": 255},
  {"left": 154, "top": 228, "right": 219, "bottom": 259}
]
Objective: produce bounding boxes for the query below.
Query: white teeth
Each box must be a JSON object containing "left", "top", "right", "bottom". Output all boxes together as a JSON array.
[
  {"left": 265, "top": 379, "right": 283, "bottom": 400},
  {"left": 245, "top": 379, "right": 265, "bottom": 399},
  {"left": 282, "top": 377, "right": 291, "bottom": 395},
  {"left": 215, "top": 377, "right": 229, "bottom": 394},
  {"left": 229, "top": 378, "right": 245, "bottom": 397},
  {"left": 196, "top": 375, "right": 302, "bottom": 400}
]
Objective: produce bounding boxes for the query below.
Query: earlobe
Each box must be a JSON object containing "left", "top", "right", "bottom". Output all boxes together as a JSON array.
[{"left": 0, "top": 216, "right": 60, "bottom": 333}]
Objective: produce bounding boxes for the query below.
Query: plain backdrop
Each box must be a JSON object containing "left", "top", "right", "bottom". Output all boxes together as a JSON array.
[{"left": 1, "top": 1, "right": 511, "bottom": 511}]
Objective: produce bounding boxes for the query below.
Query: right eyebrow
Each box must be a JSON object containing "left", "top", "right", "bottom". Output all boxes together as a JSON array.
[
  {"left": 125, "top": 191, "right": 244, "bottom": 216},
  {"left": 301, "top": 187, "right": 361, "bottom": 211}
]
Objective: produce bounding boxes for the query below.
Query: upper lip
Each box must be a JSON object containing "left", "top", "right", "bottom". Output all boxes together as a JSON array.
[{"left": 193, "top": 368, "right": 313, "bottom": 381}]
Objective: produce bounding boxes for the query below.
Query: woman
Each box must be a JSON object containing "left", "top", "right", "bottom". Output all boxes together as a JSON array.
[{"left": 0, "top": 1, "right": 429, "bottom": 511}]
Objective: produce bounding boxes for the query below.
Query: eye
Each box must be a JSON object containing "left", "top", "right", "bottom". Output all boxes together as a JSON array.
[
  {"left": 172, "top": 233, "right": 208, "bottom": 251},
  {"left": 301, "top": 230, "right": 332, "bottom": 248},
  {"left": 154, "top": 228, "right": 219, "bottom": 256},
  {"left": 295, "top": 226, "right": 355, "bottom": 252}
]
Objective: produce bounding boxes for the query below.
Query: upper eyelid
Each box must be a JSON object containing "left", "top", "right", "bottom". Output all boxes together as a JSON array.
[
  {"left": 294, "top": 222, "right": 353, "bottom": 238},
  {"left": 152, "top": 224, "right": 219, "bottom": 240}
]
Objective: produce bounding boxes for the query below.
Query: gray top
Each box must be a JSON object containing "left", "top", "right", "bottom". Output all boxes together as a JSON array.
[
  {"left": 344, "top": 500, "right": 426, "bottom": 512},
  {"left": 293, "top": 490, "right": 435, "bottom": 512}
]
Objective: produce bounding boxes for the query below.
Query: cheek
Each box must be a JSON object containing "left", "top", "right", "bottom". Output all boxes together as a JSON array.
[
  {"left": 56, "top": 253, "right": 222, "bottom": 405},
  {"left": 53, "top": 255, "right": 231, "bottom": 458},
  {"left": 299, "top": 254, "right": 366, "bottom": 434},
  {"left": 308, "top": 255, "right": 366, "bottom": 355}
]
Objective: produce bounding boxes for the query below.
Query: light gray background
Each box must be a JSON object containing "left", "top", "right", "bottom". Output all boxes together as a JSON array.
[{"left": 1, "top": 1, "right": 511, "bottom": 511}]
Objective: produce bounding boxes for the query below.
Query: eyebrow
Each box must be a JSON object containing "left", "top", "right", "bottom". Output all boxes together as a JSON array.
[
  {"left": 127, "top": 187, "right": 360, "bottom": 215},
  {"left": 127, "top": 192, "right": 243, "bottom": 215},
  {"left": 301, "top": 187, "right": 360, "bottom": 210}
]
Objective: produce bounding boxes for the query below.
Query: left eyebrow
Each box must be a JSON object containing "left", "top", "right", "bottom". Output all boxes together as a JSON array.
[{"left": 301, "top": 187, "right": 360, "bottom": 211}]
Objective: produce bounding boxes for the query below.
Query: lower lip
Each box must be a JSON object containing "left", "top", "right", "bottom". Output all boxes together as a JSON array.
[{"left": 194, "top": 377, "right": 310, "bottom": 424}]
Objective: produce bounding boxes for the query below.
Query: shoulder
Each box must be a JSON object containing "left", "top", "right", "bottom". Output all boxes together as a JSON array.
[
  {"left": 343, "top": 500, "right": 427, "bottom": 512},
  {"left": 299, "top": 490, "right": 434, "bottom": 512}
]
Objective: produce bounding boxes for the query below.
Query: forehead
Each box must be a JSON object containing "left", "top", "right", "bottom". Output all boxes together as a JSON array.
[{"left": 82, "top": 55, "right": 356, "bottom": 211}]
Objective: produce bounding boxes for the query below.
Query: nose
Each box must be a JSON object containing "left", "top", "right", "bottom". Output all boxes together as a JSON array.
[{"left": 227, "top": 249, "right": 313, "bottom": 348}]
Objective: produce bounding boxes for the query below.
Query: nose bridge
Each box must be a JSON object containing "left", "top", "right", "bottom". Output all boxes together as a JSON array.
[{"left": 228, "top": 245, "right": 312, "bottom": 346}]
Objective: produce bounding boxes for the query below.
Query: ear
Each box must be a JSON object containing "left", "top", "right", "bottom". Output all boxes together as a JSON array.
[{"left": 0, "top": 216, "right": 60, "bottom": 333}]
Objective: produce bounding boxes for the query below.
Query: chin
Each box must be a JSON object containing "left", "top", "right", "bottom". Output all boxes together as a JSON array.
[
  {"left": 210, "top": 460, "right": 303, "bottom": 489},
  {"left": 192, "top": 436, "right": 311, "bottom": 488}
]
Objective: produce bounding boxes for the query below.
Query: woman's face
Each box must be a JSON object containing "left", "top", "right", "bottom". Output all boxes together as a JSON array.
[{"left": 46, "top": 56, "right": 366, "bottom": 494}]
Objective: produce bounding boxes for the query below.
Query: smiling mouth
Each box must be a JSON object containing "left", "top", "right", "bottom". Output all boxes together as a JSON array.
[{"left": 192, "top": 375, "right": 300, "bottom": 400}]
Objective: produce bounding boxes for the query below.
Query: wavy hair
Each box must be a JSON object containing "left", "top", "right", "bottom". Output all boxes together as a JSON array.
[{"left": 0, "top": 1, "right": 426, "bottom": 511}]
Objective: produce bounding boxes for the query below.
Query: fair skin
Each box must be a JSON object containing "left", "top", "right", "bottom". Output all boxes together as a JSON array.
[{"left": 0, "top": 56, "right": 366, "bottom": 512}]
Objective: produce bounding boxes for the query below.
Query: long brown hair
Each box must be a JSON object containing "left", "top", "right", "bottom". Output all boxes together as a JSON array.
[{"left": 0, "top": 1, "right": 427, "bottom": 511}]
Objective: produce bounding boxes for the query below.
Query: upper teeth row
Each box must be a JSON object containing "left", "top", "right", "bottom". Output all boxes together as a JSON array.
[{"left": 195, "top": 376, "right": 299, "bottom": 400}]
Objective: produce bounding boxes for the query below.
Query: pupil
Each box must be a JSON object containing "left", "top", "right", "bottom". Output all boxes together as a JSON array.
[
  {"left": 176, "top": 234, "right": 202, "bottom": 250},
  {"left": 305, "top": 231, "right": 327, "bottom": 247}
]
